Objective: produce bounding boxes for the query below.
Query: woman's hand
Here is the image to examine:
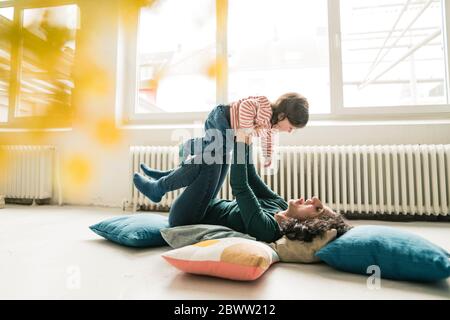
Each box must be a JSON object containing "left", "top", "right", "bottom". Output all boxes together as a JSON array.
[{"left": 235, "top": 129, "right": 252, "bottom": 145}]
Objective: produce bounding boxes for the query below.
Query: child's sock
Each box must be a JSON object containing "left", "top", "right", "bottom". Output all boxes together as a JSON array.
[
  {"left": 133, "top": 173, "right": 165, "bottom": 203},
  {"left": 140, "top": 163, "right": 173, "bottom": 179}
]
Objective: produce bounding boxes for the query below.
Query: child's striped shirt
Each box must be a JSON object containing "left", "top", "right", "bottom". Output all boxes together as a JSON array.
[{"left": 229, "top": 96, "right": 274, "bottom": 162}]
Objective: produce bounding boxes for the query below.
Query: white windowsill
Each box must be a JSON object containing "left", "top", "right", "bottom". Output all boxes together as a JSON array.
[
  {"left": 308, "top": 118, "right": 450, "bottom": 127},
  {"left": 119, "top": 117, "right": 450, "bottom": 130},
  {"left": 1, "top": 117, "right": 449, "bottom": 132}
]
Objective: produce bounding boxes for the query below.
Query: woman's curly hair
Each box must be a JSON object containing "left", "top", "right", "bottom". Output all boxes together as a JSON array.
[{"left": 280, "top": 209, "right": 353, "bottom": 242}]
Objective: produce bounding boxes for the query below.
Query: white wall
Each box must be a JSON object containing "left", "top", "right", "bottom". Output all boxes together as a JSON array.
[{"left": 1, "top": 0, "right": 450, "bottom": 208}]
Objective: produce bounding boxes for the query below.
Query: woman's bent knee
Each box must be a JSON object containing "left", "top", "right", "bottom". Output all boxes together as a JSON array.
[{"left": 168, "top": 213, "right": 197, "bottom": 227}]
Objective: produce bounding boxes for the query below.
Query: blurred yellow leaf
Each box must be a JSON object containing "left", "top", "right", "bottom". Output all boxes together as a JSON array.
[
  {"left": 74, "top": 62, "right": 111, "bottom": 95},
  {"left": 206, "top": 57, "right": 226, "bottom": 79},
  {"left": 63, "top": 155, "right": 92, "bottom": 188},
  {"left": 94, "top": 118, "right": 123, "bottom": 146},
  {"left": 217, "top": 0, "right": 227, "bottom": 32},
  {"left": 137, "top": 0, "right": 158, "bottom": 8},
  {"left": 0, "top": 147, "right": 8, "bottom": 172}
]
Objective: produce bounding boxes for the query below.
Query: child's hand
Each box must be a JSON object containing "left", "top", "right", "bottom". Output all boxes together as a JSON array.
[
  {"left": 263, "top": 158, "right": 272, "bottom": 168},
  {"left": 235, "top": 132, "right": 244, "bottom": 143},
  {"left": 236, "top": 129, "right": 252, "bottom": 145},
  {"left": 253, "top": 125, "right": 264, "bottom": 136},
  {"left": 235, "top": 130, "right": 247, "bottom": 143}
]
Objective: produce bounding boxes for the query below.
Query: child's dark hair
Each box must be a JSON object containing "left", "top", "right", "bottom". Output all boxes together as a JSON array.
[{"left": 271, "top": 92, "right": 309, "bottom": 128}]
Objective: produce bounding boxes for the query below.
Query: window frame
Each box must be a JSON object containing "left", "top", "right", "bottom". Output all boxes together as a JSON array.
[
  {"left": 119, "top": 0, "right": 450, "bottom": 126},
  {"left": 117, "top": 0, "right": 228, "bottom": 126},
  {"left": 330, "top": 0, "right": 450, "bottom": 116},
  {"left": 0, "top": 0, "right": 78, "bottom": 129}
]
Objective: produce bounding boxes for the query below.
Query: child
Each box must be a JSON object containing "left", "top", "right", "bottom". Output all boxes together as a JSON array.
[
  {"left": 230, "top": 93, "right": 309, "bottom": 167},
  {"left": 180, "top": 93, "right": 309, "bottom": 166},
  {"left": 135, "top": 92, "right": 309, "bottom": 203}
]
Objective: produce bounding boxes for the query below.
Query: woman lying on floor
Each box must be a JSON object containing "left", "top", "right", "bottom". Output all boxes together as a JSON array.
[{"left": 133, "top": 134, "right": 352, "bottom": 243}]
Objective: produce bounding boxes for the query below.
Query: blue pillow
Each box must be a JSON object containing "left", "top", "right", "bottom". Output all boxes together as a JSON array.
[
  {"left": 90, "top": 214, "right": 169, "bottom": 247},
  {"left": 316, "top": 225, "right": 450, "bottom": 282}
]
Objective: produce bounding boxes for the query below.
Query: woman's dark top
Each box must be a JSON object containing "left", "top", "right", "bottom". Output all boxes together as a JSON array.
[{"left": 201, "top": 143, "right": 288, "bottom": 243}]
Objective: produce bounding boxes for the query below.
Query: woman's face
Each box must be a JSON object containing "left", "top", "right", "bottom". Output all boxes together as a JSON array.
[{"left": 275, "top": 197, "right": 325, "bottom": 224}]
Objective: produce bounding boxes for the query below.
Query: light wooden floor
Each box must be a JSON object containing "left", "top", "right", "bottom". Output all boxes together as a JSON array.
[{"left": 0, "top": 205, "right": 449, "bottom": 300}]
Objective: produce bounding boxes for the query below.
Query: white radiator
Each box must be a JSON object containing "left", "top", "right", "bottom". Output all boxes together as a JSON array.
[
  {"left": 129, "top": 145, "right": 450, "bottom": 218},
  {"left": 0, "top": 145, "right": 57, "bottom": 203}
]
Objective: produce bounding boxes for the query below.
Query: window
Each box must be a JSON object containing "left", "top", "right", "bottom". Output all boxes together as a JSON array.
[
  {"left": 0, "top": 6, "right": 13, "bottom": 123},
  {"left": 0, "top": 0, "right": 79, "bottom": 127},
  {"left": 228, "top": 0, "right": 330, "bottom": 114},
  {"left": 136, "top": 0, "right": 216, "bottom": 114},
  {"left": 123, "top": 0, "right": 450, "bottom": 124},
  {"left": 340, "top": 0, "right": 448, "bottom": 108}
]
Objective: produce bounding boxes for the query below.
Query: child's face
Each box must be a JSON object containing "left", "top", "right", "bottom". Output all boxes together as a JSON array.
[{"left": 272, "top": 118, "right": 295, "bottom": 133}]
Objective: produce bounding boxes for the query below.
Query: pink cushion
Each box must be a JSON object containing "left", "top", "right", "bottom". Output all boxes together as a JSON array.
[{"left": 162, "top": 238, "right": 279, "bottom": 281}]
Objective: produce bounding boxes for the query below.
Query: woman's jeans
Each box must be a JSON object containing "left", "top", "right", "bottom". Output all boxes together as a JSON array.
[
  {"left": 166, "top": 105, "right": 233, "bottom": 226},
  {"left": 181, "top": 105, "right": 233, "bottom": 195},
  {"left": 168, "top": 162, "right": 226, "bottom": 227},
  {"left": 168, "top": 143, "right": 267, "bottom": 228}
]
